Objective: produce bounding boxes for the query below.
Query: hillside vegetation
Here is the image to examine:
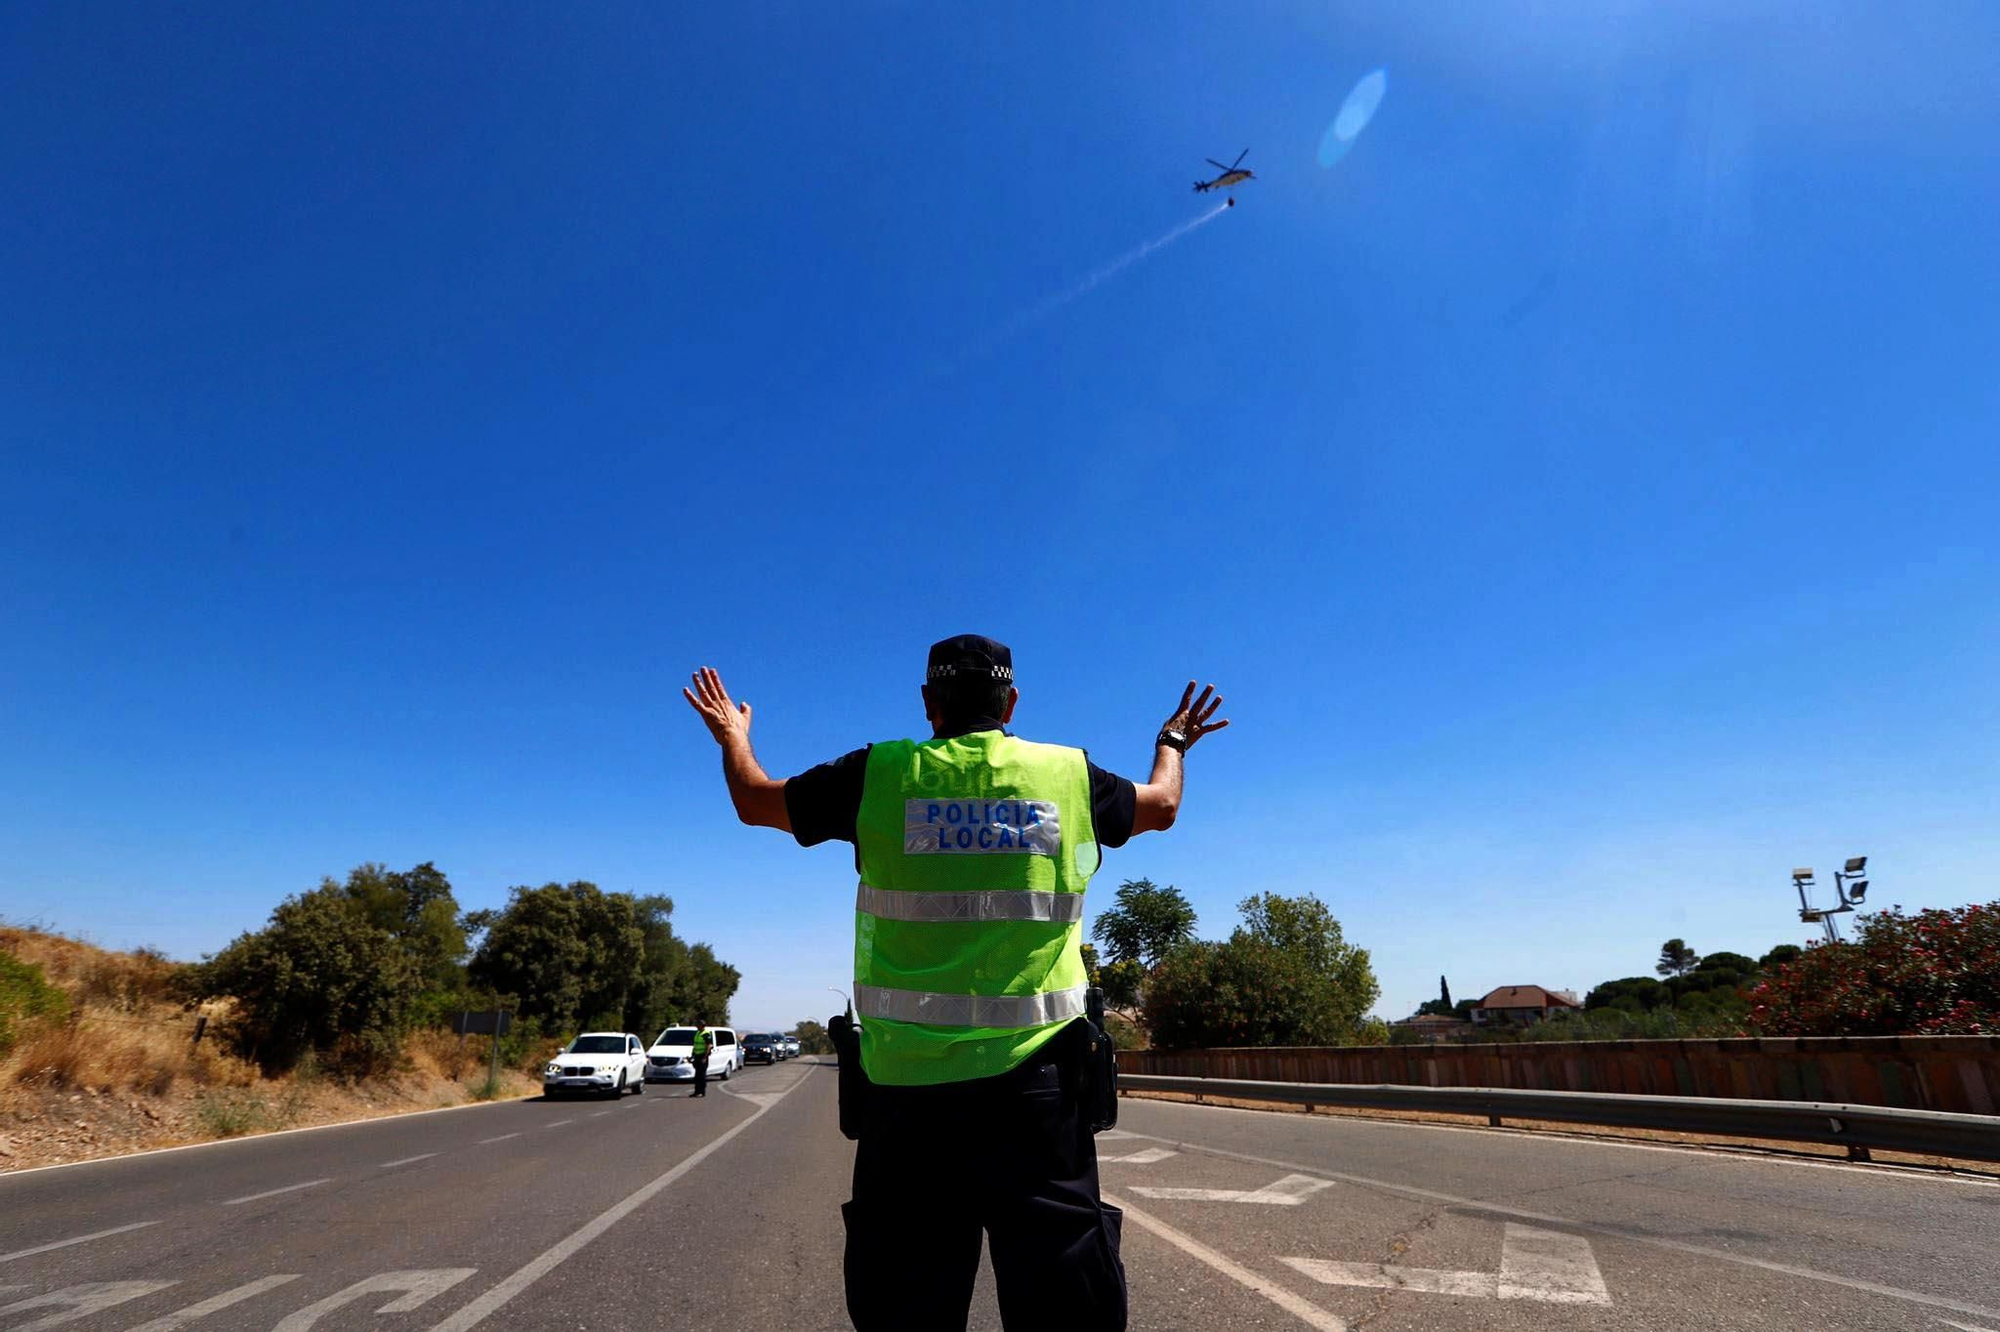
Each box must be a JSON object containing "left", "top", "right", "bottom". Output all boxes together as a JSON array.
[
  {"left": 2, "top": 860, "right": 742, "bottom": 1169},
  {"left": 0, "top": 922, "right": 537, "bottom": 1169}
]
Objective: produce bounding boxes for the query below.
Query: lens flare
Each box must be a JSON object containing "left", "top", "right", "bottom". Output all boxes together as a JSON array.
[{"left": 1319, "top": 68, "right": 1388, "bottom": 167}]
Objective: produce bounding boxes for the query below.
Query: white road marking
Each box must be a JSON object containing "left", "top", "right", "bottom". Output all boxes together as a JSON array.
[
  {"left": 0, "top": 1281, "right": 177, "bottom": 1331},
  {"left": 0, "top": 1222, "right": 160, "bottom": 1264},
  {"left": 1133, "top": 1172, "right": 1333, "bottom": 1205},
  {"left": 1105, "top": 1193, "right": 1347, "bottom": 1331},
  {"left": 427, "top": 1066, "right": 812, "bottom": 1332},
  {"left": 221, "top": 1179, "right": 330, "bottom": 1206},
  {"left": 1099, "top": 1147, "right": 1177, "bottom": 1164},
  {"left": 1130, "top": 1187, "right": 1247, "bottom": 1201},
  {"left": 272, "top": 1270, "right": 475, "bottom": 1331},
  {"left": 544, "top": 1119, "right": 575, "bottom": 1128},
  {"left": 1125, "top": 1094, "right": 2000, "bottom": 1188},
  {"left": 1113, "top": 1125, "right": 2000, "bottom": 1324},
  {"left": 0, "top": 1093, "right": 532, "bottom": 1180},
  {"left": 590, "top": 1110, "right": 613, "bottom": 1118},
  {"left": 718, "top": 1088, "right": 781, "bottom": 1110},
  {"left": 1285, "top": 1259, "right": 1496, "bottom": 1298},
  {"left": 124, "top": 1275, "right": 302, "bottom": 1330},
  {"left": 1499, "top": 1225, "right": 1611, "bottom": 1304},
  {"left": 476, "top": 1134, "right": 521, "bottom": 1145},
  {"left": 379, "top": 1153, "right": 438, "bottom": 1169},
  {"left": 1281, "top": 1224, "right": 1610, "bottom": 1306}
]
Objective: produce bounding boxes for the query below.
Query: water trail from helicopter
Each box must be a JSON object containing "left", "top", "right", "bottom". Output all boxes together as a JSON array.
[{"left": 969, "top": 200, "right": 1233, "bottom": 360}]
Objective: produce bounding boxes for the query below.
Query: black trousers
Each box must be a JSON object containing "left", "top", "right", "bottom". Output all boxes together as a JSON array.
[
  {"left": 691, "top": 1056, "right": 708, "bottom": 1095},
  {"left": 842, "top": 1027, "right": 1126, "bottom": 1331}
]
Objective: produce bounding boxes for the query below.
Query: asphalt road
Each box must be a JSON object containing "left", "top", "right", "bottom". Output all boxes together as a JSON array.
[{"left": 2, "top": 1057, "right": 1996, "bottom": 1330}]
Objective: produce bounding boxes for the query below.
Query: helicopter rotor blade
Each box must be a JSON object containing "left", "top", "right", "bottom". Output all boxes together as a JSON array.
[
  {"left": 1231, "top": 149, "right": 1248, "bottom": 169},
  {"left": 1206, "top": 159, "right": 1231, "bottom": 172}
]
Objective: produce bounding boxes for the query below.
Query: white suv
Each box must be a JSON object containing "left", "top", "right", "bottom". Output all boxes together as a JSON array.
[
  {"left": 544, "top": 1032, "right": 648, "bottom": 1099},
  {"left": 644, "top": 1025, "right": 741, "bottom": 1083}
]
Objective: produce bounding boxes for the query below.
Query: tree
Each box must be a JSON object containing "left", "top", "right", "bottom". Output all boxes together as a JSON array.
[
  {"left": 793, "top": 1018, "right": 832, "bottom": 1055},
  {"left": 1584, "top": 976, "right": 1670, "bottom": 1012},
  {"left": 1415, "top": 974, "right": 1456, "bottom": 1018},
  {"left": 1080, "top": 940, "right": 1141, "bottom": 1011},
  {"left": 668, "top": 942, "right": 741, "bottom": 1027},
  {"left": 468, "top": 883, "right": 595, "bottom": 1029},
  {"left": 201, "top": 882, "right": 422, "bottom": 1073},
  {"left": 1141, "top": 893, "right": 1379, "bottom": 1049},
  {"left": 1749, "top": 902, "right": 1999, "bottom": 1035},
  {"left": 1098, "top": 959, "right": 1146, "bottom": 1012},
  {"left": 337, "top": 862, "right": 468, "bottom": 994},
  {"left": 1091, "top": 879, "right": 1197, "bottom": 970},
  {"left": 1758, "top": 944, "right": 1804, "bottom": 970},
  {"left": 1655, "top": 939, "right": 1700, "bottom": 978},
  {"left": 469, "top": 881, "right": 737, "bottom": 1035},
  {"left": 622, "top": 895, "right": 684, "bottom": 1034}
]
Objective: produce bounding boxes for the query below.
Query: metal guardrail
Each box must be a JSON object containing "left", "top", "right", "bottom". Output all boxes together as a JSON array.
[{"left": 1118, "top": 1075, "right": 2000, "bottom": 1163}]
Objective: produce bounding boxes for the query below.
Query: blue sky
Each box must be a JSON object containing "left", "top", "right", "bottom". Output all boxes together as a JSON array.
[{"left": 4, "top": 3, "right": 1996, "bottom": 1031}]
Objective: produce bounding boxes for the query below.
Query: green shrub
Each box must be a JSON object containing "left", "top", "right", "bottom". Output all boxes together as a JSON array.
[
  {"left": 0, "top": 951, "right": 69, "bottom": 1054},
  {"left": 194, "top": 1089, "right": 273, "bottom": 1138},
  {"left": 198, "top": 885, "right": 422, "bottom": 1074}
]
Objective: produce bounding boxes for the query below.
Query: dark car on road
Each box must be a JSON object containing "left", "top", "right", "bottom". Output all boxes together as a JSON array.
[{"left": 742, "top": 1032, "right": 780, "bottom": 1064}]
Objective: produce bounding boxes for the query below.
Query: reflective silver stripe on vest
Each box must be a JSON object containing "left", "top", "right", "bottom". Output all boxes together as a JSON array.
[
  {"left": 855, "top": 883, "right": 1084, "bottom": 923},
  {"left": 854, "top": 983, "right": 1088, "bottom": 1029}
]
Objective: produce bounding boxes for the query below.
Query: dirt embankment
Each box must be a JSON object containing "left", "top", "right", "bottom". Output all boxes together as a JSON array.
[{"left": 0, "top": 925, "right": 538, "bottom": 1172}]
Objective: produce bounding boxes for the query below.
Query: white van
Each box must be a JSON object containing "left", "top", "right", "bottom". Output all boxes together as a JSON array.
[{"left": 644, "top": 1024, "right": 741, "bottom": 1083}]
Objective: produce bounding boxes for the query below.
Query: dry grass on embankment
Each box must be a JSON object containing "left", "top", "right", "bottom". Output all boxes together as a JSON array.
[{"left": 0, "top": 926, "right": 537, "bottom": 1172}]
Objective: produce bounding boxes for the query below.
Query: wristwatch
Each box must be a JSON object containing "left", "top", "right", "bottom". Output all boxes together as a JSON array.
[{"left": 1156, "top": 727, "right": 1189, "bottom": 752}]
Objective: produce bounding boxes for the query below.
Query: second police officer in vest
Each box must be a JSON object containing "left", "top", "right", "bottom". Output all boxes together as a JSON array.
[{"left": 683, "top": 636, "right": 1227, "bottom": 1331}]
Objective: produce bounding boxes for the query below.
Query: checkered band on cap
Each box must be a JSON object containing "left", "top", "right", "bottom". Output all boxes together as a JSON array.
[{"left": 926, "top": 660, "right": 1014, "bottom": 683}]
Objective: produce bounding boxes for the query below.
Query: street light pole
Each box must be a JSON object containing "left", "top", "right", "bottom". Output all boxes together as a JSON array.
[{"left": 828, "top": 985, "right": 853, "bottom": 1020}]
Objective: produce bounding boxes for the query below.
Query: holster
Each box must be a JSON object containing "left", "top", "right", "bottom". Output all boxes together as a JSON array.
[
  {"left": 1081, "top": 987, "right": 1119, "bottom": 1134},
  {"left": 829, "top": 1011, "right": 869, "bottom": 1141}
]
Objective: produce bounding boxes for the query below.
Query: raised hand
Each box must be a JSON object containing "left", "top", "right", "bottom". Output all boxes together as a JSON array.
[
  {"left": 683, "top": 666, "right": 753, "bottom": 746},
  {"left": 1161, "top": 681, "right": 1229, "bottom": 750}
]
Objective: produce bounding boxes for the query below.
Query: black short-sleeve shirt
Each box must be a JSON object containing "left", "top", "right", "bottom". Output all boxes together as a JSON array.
[{"left": 785, "top": 730, "right": 1137, "bottom": 852}]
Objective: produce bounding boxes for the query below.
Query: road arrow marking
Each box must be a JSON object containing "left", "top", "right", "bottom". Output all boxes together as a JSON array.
[
  {"left": 0, "top": 1281, "right": 178, "bottom": 1330},
  {"left": 125, "top": 1275, "right": 302, "bottom": 1330},
  {"left": 1105, "top": 1194, "right": 1347, "bottom": 1331},
  {"left": 1133, "top": 1173, "right": 1333, "bottom": 1205},
  {"left": 273, "top": 1270, "right": 475, "bottom": 1331},
  {"left": 1283, "top": 1224, "right": 1611, "bottom": 1306},
  {"left": 1099, "top": 1147, "right": 1177, "bottom": 1164}
]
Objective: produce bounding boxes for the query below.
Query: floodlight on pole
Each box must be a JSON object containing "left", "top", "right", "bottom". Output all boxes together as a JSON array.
[
  {"left": 1835, "top": 855, "right": 1871, "bottom": 911},
  {"left": 1791, "top": 853, "right": 1875, "bottom": 944}
]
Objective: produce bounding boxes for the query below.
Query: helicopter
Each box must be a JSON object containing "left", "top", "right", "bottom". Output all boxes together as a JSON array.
[{"left": 1194, "top": 150, "right": 1253, "bottom": 199}]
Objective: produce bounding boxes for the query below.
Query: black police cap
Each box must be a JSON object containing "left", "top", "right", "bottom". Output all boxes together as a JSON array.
[{"left": 925, "top": 634, "right": 1014, "bottom": 685}]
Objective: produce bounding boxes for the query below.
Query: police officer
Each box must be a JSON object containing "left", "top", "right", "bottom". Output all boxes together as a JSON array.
[
  {"left": 683, "top": 635, "right": 1227, "bottom": 1331},
  {"left": 689, "top": 1021, "right": 711, "bottom": 1098}
]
